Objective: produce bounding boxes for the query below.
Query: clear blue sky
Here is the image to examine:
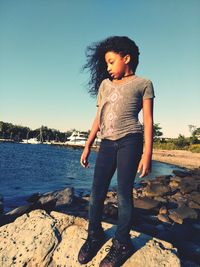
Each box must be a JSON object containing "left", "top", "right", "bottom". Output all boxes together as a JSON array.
[{"left": 0, "top": 0, "right": 199, "bottom": 137}]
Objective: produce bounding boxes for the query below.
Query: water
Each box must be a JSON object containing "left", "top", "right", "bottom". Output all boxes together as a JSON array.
[{"left": 0, "top": 142, "right": 183, "bottom": 212}]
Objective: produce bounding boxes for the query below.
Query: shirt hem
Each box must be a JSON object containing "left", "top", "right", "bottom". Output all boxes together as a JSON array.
[{"left": 98, "top": 130, "right": 143, "bottom": 141}]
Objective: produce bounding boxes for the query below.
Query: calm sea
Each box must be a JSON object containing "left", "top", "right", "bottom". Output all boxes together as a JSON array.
[{"left": 0, "top": 142, "right": 182, "bottom": 212}]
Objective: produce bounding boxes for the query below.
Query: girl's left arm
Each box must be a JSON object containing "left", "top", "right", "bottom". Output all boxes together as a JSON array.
[{"left": 138, "top": 98, "right": 154, "bottom": 178}]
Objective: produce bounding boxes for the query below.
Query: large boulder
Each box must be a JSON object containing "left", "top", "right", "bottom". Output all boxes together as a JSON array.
[
  {"left": 157, "top": 214, "right": 170, "bottom": 223},
  {"left": 188, "top": 200, "right": 200, "bottom": 209},
  {"left": 179, "top": 180, "right": 199, "bottom": 194},
  {"left": 144, "top": 183, "right": 170, "bottom": 197},
  {"left": 186, "top": 191, "right": 200, "bottom": 205},
  {"left": 37, "top": 187, "right": 74, "bottom": 208},
  {"left": 170, "top": 191, "right": 188, "bottom": 205},
  {"left": 172, "top": 170, "right": 191, "bottom": 177},
  {"left": 168, "top": 205, "right": 198, "bottom": 224},
  {"left": 0, "top": 209, "right": 181, "bottom": 267},
  {"left": 26, "top": 192, "right": 41, "bottom": 203},
  {"left": 125, "top": 239, "right": 180, "bottom": 267},
  {"left": 134, "top": 197, "right": 160, "bottom": 210},
  {"left": 1, "top": 188, "right": 75, "bottom": 227},
  {"left": 0, "top": 210, "right": 59, "bottom": 266}
]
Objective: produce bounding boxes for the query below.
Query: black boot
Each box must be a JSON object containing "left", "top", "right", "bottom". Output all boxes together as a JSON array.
[
  {"left": 78, "top": 230, "right": 105, "bottom": 264},
  {"left": 99, "top": 238, "right": 134, "bottom": 267}
]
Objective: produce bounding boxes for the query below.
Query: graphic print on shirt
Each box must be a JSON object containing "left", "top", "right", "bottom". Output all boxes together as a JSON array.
[{"left": 106, "top": 89, "right": 122, "bottom": 135}]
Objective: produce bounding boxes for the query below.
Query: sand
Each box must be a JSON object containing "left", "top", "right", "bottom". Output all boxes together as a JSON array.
[{"left": 152, "top": 149, "right": 200, "bottom": 169}]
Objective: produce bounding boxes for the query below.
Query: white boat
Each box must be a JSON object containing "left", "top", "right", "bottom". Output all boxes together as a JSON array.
[
  {"left": 64, "top": 131, "right": 101, "bottom": 147},
  {"left": 43, "top": 141, "right": 52, "bottom": 145},
  {"left": 21, "top": 138, "right": 42, "bottom": 144},
  {"left": 21, "top": 128, "right": 43, "bottom": 144},
  {"left": 65, "top": 131, "right": 88, "bottom": 146},
  {"left": 93, "top": 137, "right": 101, "bottom": 147}
]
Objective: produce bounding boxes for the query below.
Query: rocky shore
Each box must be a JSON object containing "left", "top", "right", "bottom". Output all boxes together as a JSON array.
[
  {"left": 0, "top": 168, "right": 200, "bottom": 266},
  {"left": 0, "top": 210, "right": 181, "bottom": 267}
]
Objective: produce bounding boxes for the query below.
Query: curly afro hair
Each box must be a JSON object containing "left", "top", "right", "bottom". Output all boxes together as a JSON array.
[{"left": 83, "top": 36, "right": 140, "bottom": 97}]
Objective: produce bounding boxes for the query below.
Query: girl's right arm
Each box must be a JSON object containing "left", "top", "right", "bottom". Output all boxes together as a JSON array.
[{"left": 80, "top": 112, "right": 100, "bottom": 168}]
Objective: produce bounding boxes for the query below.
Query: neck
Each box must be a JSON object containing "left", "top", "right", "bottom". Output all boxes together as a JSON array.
[
  {"left": 118, "top": 72, "right": 134, "bottom": 80},
  {"left": 123, "top": 73, "right": 134, "bottom": 78}
]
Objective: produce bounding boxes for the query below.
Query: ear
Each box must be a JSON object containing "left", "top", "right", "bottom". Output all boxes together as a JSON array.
[{"left": 124, "top": 54, "right": 131, "bottom": 64}]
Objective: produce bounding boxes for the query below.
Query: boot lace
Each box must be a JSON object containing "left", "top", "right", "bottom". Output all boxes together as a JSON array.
[
  {"left": 81, "top": 236, "right": 98, "bottom": 252},
  {"left": 104, "top": 244, "right": 119, "bottom": 263}
]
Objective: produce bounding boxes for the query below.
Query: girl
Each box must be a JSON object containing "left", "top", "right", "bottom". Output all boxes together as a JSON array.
[{"left": 78, "top": 36, "right": 155, "bottom": 267}]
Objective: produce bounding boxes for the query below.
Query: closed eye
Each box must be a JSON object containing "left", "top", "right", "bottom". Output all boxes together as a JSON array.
[{"left": 106, "top": 60, "right": 114, "bottom": 65}]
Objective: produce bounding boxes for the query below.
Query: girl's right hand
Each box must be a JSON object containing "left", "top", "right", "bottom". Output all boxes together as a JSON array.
[{"left": 80, "top": 146, "right": 91, "bottom": 168}]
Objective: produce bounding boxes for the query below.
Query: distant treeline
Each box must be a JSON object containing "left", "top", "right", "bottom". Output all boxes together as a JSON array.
[
  {"left": 0, "top": 121, "right": 163, "bottom": 142},
  {"left": 153, "top": 124, "right": 200, "bottom": 153},
  {"left": 0, "top": 121, "right": 89, "bottom": 142},
  {"left": 0, "top": 121, "right": 200, "bottom": 152}
]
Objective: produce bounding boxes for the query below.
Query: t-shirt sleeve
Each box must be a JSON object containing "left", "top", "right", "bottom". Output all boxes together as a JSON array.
[
  {"left": 142, "top": 80, "right": 155, "bottom": 99},
  {"left": 96, "top": 91, "right": 101, "bottom": 107},
  {"left": 96, "top": 81, "right": 104, "bottom": 107}
]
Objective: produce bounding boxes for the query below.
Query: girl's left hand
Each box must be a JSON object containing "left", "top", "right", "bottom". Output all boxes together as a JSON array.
[{"left": 137, "top": 153, "right": 152, "bottom": 178}]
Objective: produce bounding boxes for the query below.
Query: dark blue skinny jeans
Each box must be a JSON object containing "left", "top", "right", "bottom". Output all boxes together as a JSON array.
[{"left": 88, "top": 133, "right": 143, "bottom": 243}]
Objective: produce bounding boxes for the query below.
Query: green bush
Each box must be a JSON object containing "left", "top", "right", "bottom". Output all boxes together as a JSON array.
[
  {"left": 174, "top": 134, "right": 190, "bottom": 148},
  {"left": 189, "top": 144, "right": 200, "bottom": 153},
  {"left": 190, "top": 136, "right": 200, "bottom": 144},
  {"left": 153, "top": 141, "right": 200, "bottom": 153},
  {"left": 153, "top": 141, "right": 177, "bottom": 150}
]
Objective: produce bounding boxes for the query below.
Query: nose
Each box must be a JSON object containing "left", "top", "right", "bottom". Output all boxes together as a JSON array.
[{"left": 107, "top": 65, "right": 111, "bottom": 72}]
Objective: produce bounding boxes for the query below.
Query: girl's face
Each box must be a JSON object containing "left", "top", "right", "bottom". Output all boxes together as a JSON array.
[{"left": 105, "top": 51, "right": 131, "bottom": 80}]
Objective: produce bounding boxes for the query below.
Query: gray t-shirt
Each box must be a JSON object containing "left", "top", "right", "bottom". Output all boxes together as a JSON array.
[{"left": 96, "top": 76, "right": 155, "bottom": 140}]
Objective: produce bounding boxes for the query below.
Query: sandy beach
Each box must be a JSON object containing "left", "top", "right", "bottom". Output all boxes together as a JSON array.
[{"left": 152, "top": 149, "right": 200, "bottom": 169}]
